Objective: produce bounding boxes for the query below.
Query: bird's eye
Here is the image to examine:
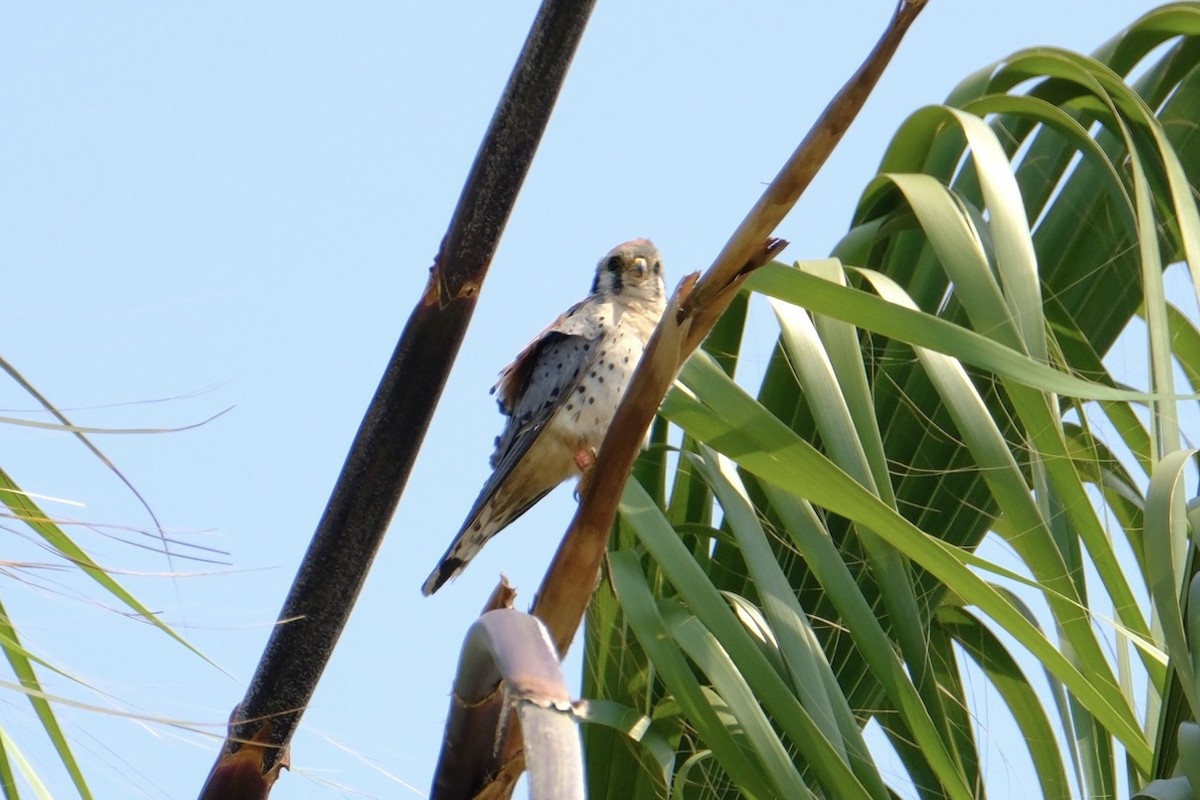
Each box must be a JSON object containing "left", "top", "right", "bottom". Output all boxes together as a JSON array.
[
  {"left": 607, "top": 255, "right": 622, "bottom": 271},
  {"left": 653, "top": 260, "right": 662, "bottom": 274}
]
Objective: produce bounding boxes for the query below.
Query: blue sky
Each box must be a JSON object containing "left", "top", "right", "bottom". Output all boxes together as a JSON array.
[{"left": 0, "top": 2, "right": 1174, "bottom": 797}]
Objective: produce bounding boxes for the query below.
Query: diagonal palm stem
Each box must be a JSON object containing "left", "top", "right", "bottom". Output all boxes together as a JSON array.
[
  {"left": 533, "top": 0, "right": 929, "bottom": 661},
  {"left": 456, "top": 1, "right": 928, "bottom": 797},
  {"left": 197, "top": 0, "right": 597, "bottom": 796}
]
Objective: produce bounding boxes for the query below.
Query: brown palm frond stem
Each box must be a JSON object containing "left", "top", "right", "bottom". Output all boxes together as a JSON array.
[
  {"left": 535, "top": 0, "right": 929, "bottom": 659},
  {"left": 197, "top": 1, "right": 598, "bottom": 796},
  {"left": 459, "top": 4, "right": 928, "bottom": 798}
]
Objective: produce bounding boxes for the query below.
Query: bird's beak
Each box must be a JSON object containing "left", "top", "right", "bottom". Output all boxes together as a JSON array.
[{"left": 631, "top": 257, "right": 648, "bottom": 278}]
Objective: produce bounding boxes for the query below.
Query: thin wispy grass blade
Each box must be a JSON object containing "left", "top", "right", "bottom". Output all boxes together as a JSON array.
[{"left": 0, "top": 469, "right": 203, "bottom": 659}]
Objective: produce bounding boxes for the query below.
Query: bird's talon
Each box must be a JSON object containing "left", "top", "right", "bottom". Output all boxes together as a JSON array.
[
  {"left": 573, "top": 448, "right": 598, "bottom": 500},
  {"left": 573, "top": 447, "right": 598, "bottom": 472}
]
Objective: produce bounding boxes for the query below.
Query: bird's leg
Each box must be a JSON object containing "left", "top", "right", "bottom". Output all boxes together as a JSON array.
[{"left": 573, "top": 447, "right": 598, "bottom": 500}]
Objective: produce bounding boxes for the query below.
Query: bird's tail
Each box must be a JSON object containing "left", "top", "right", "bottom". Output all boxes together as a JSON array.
[
  {"left": 422, "top": 531, "right": 481, "bottom": 596},
  {"left": 421, "top": 494, "right": 513, "bottom": 596},
  {"left": 421, "top": 552, "right": 468, "bottom": 596},
  {"left": 421, "top": 487, "right": 553, "bottom": 596}
]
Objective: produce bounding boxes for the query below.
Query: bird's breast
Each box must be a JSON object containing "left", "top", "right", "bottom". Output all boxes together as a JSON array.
[{"left": 548, "top": 322, "right": 648, "bottom": 465}]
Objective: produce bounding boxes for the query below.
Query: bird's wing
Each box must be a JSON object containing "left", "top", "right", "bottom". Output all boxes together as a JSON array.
[
  {"left": 489, "top": 297, "right": 609, "bottom": 465},
  {"left": 489, "top": 328, "right": 599, "bottom": 467},
  {"left": 492, "top": 297, "right": 600, "bottom": 413}
]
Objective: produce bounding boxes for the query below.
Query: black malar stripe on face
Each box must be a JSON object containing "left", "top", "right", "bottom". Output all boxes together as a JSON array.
[{"left": 592, "top": 255, "right": 624, "bottom": 295}]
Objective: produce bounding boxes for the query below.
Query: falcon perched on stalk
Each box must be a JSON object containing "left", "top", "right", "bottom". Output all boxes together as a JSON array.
[{"left": 422, "top": 239, "right": 666, "bottom": 595}]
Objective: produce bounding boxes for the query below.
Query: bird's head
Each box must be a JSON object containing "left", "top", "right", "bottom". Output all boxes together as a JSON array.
[{"left": 590, "top": 238, "right": 666, "bottom": 306}]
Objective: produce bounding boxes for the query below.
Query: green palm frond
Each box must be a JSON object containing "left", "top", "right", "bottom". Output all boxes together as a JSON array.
[{"left": 583, "top": 5, "right": 1200, "bottom": 798}]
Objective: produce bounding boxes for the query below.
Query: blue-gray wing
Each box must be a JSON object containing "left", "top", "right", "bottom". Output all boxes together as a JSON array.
[
  {"left": 483, "top": 329, "right": 601, "bottom": 494},
  {"left": 488, "top": 296, "right": 606, "bottom": 464}
]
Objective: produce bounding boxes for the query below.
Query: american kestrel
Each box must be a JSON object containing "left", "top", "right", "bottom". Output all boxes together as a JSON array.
[{"left": 422, "top": 239, "right": 667, "bottom": 595}]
